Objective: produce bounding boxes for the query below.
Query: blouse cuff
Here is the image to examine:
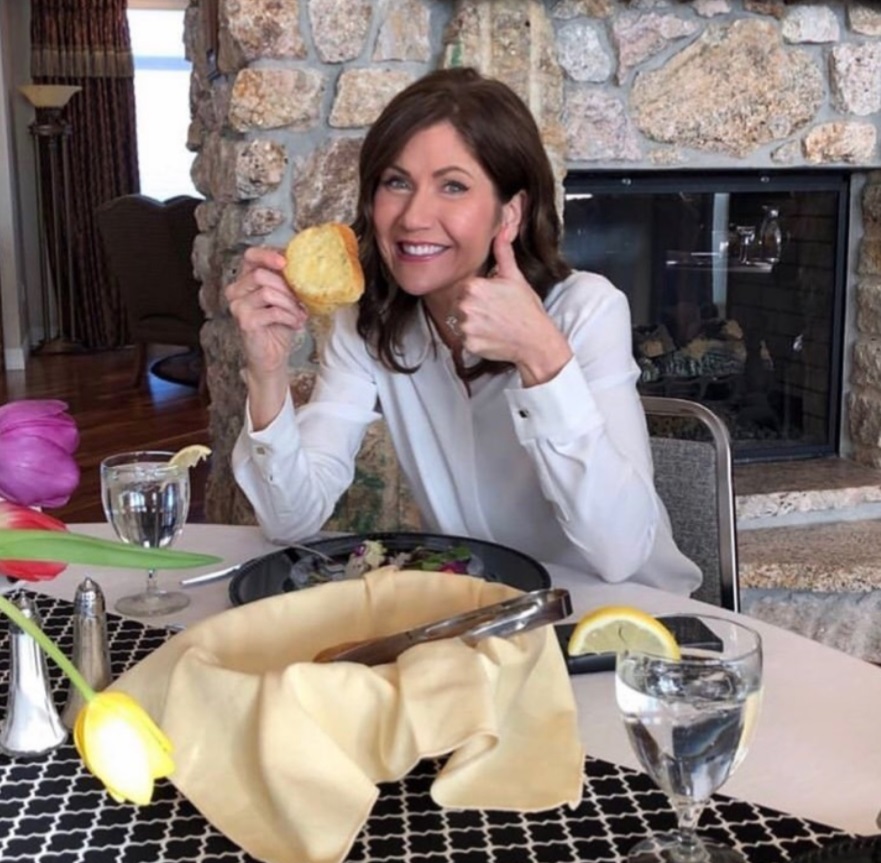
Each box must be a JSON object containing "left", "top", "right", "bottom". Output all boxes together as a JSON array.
[
  {"left": 505, "top": 357, "right": 603, "bottom": 443},
  {"left": 243, "top": 390, "right": 301, "bottom": 475}
]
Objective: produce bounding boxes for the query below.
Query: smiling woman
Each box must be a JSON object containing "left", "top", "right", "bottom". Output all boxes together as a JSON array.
[{"left": 225, "top": 67, "right": 702, "bottom": 596}]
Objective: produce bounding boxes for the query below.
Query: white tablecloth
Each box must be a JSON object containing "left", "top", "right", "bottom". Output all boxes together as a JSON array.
[{"left": 31, "top": 522, "right": 881, "bottom": 837}]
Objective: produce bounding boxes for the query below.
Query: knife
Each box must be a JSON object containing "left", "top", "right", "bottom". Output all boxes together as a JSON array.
[
  {"left": 314, "top": 588, "right": 571, "bottom": 666},
  {"left": 180, "top": 544, "right": 345, "bottom": 587},
  {"left": 180, "top": 563, "right": 242, "bottom": 587}
]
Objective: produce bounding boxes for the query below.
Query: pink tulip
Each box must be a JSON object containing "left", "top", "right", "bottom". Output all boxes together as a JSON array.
[
  {"left": 0, "top": 501, "right": 68, "bottom": 580},
  {"left": 0, "top": 399, "right": 80, "bottom": 508}
]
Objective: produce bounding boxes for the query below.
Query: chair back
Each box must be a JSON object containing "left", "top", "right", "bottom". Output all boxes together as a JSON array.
[
  {"left": 95, "top": 194, "right": 205, "bottom": 347},
  {"left": 641, "top": 395, "right": 739, "bottom": 611}
]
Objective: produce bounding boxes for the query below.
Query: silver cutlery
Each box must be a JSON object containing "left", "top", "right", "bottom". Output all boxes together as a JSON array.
[
  {"left": 180, "top": 564, "right": 242, "bottom": 587},
  {"left": 314, "top": 588, "right": 572, "bottom": 665},
  {"left": 180, "top": 544, "right": 343, "bottom": 587}
]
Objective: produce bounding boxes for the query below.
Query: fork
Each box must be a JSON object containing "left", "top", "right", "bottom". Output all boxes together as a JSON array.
[{"left": 180, "top": 542, "right": 344, "bottom": 587}]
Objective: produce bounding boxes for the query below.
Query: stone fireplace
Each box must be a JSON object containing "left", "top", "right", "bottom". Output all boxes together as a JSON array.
[
  {"left": 182, "top": 0, "right": 881, "bottom": 528},
  {"left": 563, "top": 169, "right": 850, "bottom": 461}
]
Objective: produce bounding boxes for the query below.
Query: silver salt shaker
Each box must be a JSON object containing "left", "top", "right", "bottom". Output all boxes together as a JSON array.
[
  {"left": 61, "top": 577, "right": 112, "bottom": 730},
  {"left": 0, "top": 594, "right": 68, "bottom": 756}
]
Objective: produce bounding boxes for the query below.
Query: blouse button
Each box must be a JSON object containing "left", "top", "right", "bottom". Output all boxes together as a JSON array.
[
  {"left": 255, "top": 445, "right": 267, "bottom": 456},
  {"left": 518, "top": 409, "right": 530, "bottom": 419}
]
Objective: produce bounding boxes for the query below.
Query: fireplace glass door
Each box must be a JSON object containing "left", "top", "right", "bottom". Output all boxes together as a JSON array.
[{"left": 562, "top": 171, "right": 849, "bottom": 462}]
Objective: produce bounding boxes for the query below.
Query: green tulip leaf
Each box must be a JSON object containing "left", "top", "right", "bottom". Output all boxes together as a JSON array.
[{"left": 0, "top": 530, "right": 222, "bottom": 569}]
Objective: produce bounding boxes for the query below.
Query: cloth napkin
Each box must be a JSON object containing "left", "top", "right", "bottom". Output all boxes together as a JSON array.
[{"left": 113, "top": 567, "right": 584, "bottom": 863}]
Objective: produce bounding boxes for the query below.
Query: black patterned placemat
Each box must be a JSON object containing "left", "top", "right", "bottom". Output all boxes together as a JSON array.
[{"left": 0, "top": 592, "right": 853, "bottom": 863}]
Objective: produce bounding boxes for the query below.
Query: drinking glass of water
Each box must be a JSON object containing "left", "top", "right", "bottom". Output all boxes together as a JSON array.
[
  {"left": 615, "top": 615, "right": 763, "bottom": 863},
  {"left": 100, "top": 451, "right": 191, "bottom": 617}
]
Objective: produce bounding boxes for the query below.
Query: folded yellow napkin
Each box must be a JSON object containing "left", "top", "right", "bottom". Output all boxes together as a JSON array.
[{"left": 113, "top": 568, "right": 584, "bottom": 863}]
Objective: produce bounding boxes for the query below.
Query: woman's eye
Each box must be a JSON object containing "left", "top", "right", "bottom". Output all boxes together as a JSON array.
[
  {"left": 443, "top": 180, "right": 468, "bottom": 194},
  {"left": 381, "top": 174, "right": 410, "bottom": 191}
]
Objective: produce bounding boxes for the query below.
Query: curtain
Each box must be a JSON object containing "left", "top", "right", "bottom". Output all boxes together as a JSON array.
[{"left": 30, "top": 0, "right": 139, "bottom": 349}]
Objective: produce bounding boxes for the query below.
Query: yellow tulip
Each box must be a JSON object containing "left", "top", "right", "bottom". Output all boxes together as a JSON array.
[
  {"left": 73, "top": 691, "right": 175, "bottom": 805},
  {"left": 0, "top": 595, "right": 175, "bottom": 806}
]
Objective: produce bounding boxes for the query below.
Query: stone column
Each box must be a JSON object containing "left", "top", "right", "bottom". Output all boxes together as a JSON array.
[
  {"left": 185, "top": 0, "right": 430, "bottom": 530},
  {"left": 849, "top": 173, "right": 881, "bottom": 467}
]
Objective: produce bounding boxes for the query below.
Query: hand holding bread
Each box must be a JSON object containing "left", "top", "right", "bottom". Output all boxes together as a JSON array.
[
  {"left": 225, "top": 225, "right": 365, "bottom": 429},
  {"left": 282, "top": 223, "right": 365, "bottom": 316}
]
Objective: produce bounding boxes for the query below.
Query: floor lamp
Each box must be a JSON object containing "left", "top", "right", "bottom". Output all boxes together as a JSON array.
[{"left": 19, "top": 84, "right": 83, "bottom": 354}]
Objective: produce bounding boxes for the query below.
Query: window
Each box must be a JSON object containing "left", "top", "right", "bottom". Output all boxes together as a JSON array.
[{"left": 127, "top": 2, "right": 198, "bottom": 200}]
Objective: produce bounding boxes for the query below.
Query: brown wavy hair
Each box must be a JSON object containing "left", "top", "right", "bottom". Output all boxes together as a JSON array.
[{"left": 352, "top": 67, "right": 571, "bottom": 378}]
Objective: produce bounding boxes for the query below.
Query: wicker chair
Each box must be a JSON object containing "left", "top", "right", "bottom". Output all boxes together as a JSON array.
[
  {"left": 96, "top": 194, "right": 205, "bottom": 390},
  {"left": 641, "top": 395, "right": 740, "bottom": 611}
]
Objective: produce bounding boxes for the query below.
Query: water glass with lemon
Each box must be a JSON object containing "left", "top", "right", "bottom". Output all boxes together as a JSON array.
[
  {"left": 569, "top": 607, "right": 763, "bottom": 863},
  {"left": 100, "top": 445, "right": 210, "bottom": 617}
]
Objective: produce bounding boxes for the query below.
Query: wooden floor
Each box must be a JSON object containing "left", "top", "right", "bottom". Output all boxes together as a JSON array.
[{"left": 0, "top": 346, "right": 210, "bottom": 524}]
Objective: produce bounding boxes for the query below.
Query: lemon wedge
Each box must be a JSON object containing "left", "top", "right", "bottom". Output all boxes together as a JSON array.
[
  {"left": 567, "top": 605, "right": 680, "bottom": 660},
  {"left": 169, "top": 444, "right": 211, "bottom": 469}
]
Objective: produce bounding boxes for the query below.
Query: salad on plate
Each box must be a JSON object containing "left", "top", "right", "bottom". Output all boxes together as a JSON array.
[{"left": 289, "top": 538, "right": 483, "bottom": 588}]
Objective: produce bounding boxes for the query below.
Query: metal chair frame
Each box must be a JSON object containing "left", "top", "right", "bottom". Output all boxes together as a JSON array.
[{"left": 641, "top": 395, "right": 739, "bottom": 611}]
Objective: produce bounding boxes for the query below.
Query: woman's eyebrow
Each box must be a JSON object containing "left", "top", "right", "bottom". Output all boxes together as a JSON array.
[
  {"left": 433, "top": 165, "right": 475, "bottom": 180},
  {"left": 383, "top": 163, "right": 475, "bottom": 180}
]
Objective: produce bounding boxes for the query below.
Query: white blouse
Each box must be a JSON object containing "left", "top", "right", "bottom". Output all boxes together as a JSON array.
[{"left": 232, "top": 271, "right": 702, "bottom": 595}]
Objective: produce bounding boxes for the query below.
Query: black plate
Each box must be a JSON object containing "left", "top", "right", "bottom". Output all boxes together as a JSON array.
[{"left": 228, "top": 531, "right": 551, "bottom": 606}]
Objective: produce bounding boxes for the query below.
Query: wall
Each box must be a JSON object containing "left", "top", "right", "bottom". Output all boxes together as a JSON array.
[
  {"left": 0, "top": 1, "right": 41, "bottom": 370},
  {"left": 182, "top": 0, "right": 881, "bottom": 525}
]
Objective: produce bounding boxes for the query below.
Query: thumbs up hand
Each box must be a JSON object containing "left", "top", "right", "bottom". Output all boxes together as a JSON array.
[{"left": 451, "top": 227, "right": 572, "bottom": 386}]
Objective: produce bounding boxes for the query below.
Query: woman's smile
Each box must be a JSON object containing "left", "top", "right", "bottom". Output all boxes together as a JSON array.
[{"left": 397, "top": 242, "right": 448, "bottom": 260}]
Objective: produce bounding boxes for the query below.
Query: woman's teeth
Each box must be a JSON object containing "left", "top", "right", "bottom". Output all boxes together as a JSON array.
[{"left": 400, "top": 243, "right": 444, "bottom": 257}]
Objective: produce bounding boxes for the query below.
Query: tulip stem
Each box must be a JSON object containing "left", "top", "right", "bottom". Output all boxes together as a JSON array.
[{"left": 0, "top": 593, "right": 96, "bottom": 701}]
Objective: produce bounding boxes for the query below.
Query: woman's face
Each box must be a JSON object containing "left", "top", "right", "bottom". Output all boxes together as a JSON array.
[{"left": 372, "top": 121, "right": 518, "bottom": 303}]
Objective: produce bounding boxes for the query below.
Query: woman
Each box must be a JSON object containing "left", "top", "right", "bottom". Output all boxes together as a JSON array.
[{"left": 227, "top": 67, "right": 701, "bottom": 594}]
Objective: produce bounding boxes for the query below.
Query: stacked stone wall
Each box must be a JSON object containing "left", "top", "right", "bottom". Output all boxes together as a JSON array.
[{"left": 851, "top": 172, "right": 881, "bottom": 467}]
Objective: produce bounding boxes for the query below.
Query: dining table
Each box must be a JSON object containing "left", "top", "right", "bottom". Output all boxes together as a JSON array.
[{"left": 3, "top": 521, "right": 880, "bottom": 863}]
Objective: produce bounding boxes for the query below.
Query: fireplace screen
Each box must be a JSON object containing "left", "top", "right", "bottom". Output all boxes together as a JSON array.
[{"left": 562, "top": 171, "right": 849, "bottom": 462}]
